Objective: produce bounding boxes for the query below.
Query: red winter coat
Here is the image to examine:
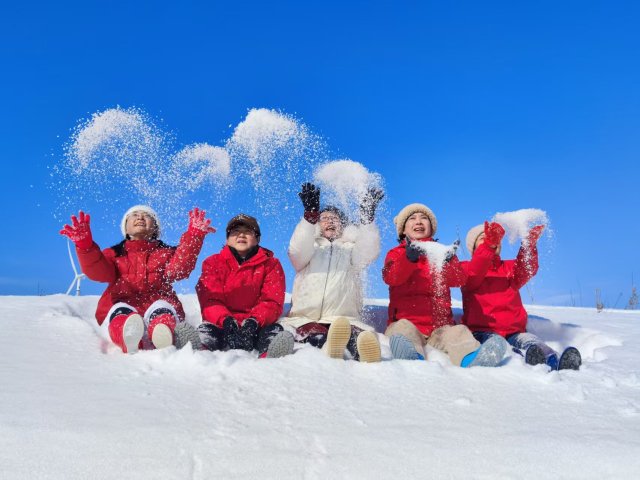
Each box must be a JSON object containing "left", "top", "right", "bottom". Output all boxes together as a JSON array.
[
  {"left": 77, "top": 231, "right": 206, "bottom": 324},
  {"left": 461, "top": 243, "right": 539, "bottom": 337},
  {"left": 383, "top": 240, "right": 495, "bottom": 336},
  {"left": 196, "top": 245, "right": 285, "bottom": 327}
]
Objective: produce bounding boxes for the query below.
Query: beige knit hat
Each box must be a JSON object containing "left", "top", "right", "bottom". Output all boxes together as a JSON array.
[
  {"left": 121, "top": 205, "right": 161, "bottom": 239},
  {"left": 465, "top": 224, "right": 484, "bottom": 254},
  {"left": 393, "top": 203, "right": 437, "bottom": 240}
]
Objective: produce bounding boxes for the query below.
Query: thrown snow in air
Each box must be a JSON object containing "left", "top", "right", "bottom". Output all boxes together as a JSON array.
[{"left": 493, "top": 208, "right": 549, "bottom": 244}]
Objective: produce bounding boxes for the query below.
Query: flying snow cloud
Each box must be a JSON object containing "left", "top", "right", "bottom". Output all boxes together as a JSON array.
[
  {"left": 313, "top": 159, "right": 383, "bottom": 221},
  {"left": 492, "top": 208, "right": 550, "bottom": 244}
]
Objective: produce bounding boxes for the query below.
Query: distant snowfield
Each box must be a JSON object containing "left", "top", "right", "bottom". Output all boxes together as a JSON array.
[{"left": 2, "top": 295, "right": 639, "bottom": 479}]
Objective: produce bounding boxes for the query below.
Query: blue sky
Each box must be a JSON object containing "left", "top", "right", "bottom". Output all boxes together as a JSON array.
[{"left": 1, "top": 1, "right": 639, "bottom": 307}]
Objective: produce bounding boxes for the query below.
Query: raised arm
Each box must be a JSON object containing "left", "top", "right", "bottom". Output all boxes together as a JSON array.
[
  {"left": 60, "top": 211, "right": 116, "bottom": 283},
  {"left": 512, "top": 225, "right": 543, "bottom": 289},
  {"left": 165, "top": 208, "right": 215, "bottom": 282}
]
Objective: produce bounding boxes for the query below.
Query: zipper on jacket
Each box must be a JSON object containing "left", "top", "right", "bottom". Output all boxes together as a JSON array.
[{"left": 318, "top": 243, "right": 333, "bottom": 320}]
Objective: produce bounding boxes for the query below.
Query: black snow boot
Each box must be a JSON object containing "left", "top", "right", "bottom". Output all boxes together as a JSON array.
[
  {"left": 197, "top": 322, "right": 224, "bottom": 351},
  {"left": 558, "top": 347, "right": 582, "bottom": 370},
  {"left": 256, "top": 323, "right": 284, "bottom": 355}
]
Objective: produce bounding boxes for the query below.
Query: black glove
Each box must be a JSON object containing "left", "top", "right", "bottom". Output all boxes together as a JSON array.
[
  {"left": 405, "top": 239, "right": 422, "bottom": 263},
  {"left": 236, "top": 317, "right": 259, "bottom": 351},
  {"left": 444, "top": 239, "right": 461, "bottom": 263},
  {"left": 360, "top": 187, "right": 385, "bottom": 224},
  {"left": 197, "top": 322, "right": 224, "bottom": 351},
  {"left": 299, "top": 182, "right": 320, "bottom": 212}
]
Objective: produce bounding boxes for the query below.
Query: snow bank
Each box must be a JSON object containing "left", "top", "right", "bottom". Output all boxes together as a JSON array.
[{"left": 2, "top": 294, "right": 638, "bottom": 479}]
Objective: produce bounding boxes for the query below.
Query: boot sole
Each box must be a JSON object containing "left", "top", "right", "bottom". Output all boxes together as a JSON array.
[
  {"left": 123, "top": 314, "right": 144, "bottom": 354},
  {"left": 390, "top": 334, "right": 422, "bottom": 360},
  {"left": 525, "top": 344, "right": 546, "bottom": 366},
  {"left": 469, "top": 335, "right": 507, "bottom": 367},
  {"left": 558, "top": 347, "right": 582, "bottom": 370},
  {"left": 267, "top": 331, "right": 295, "bottom": 358},
  {"left": 174, "top": 322, "right": 202, "bottom": 350},
  {"left": 357, "top": 331, "right": 381, "bottom": 363},
  {"left": 152, "top": 323, "right": 173, "bottom": 350},
  {"left": 325, "top": 318, "right": 351, "bottom": 359}
]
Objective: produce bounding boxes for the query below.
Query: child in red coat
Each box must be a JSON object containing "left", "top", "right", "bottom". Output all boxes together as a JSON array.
[
  {"left": 461, "top": 222, "right": 581, "bottom": 370},
  {"left": 195, "top": 214, "right": 289, "bottom": 356},
  {"left": 60, "top": 206, "right": 215, "bottom": 353}
]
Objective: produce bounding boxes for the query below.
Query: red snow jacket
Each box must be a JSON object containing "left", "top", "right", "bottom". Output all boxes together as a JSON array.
[
  {"left": 77, "top": 231, "right": 206, "bottom": 324},
  {"left": 196, "top": 245, "right": 285, "bottom": 327},
  {"left": 383, "top": 240, "right": 495, "bottom": 336},
  {"left": 461, "top": 243, "right": 539, "bottom": 337}
]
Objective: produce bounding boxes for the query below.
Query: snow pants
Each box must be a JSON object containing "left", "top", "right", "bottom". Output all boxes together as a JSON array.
[{"left": 385, "top": 319, "right": 481, "bottom": 366}]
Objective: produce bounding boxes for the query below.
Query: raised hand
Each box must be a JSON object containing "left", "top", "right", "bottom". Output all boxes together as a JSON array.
[
  {"left": 360, "top": 187, "right": 385, "bottom": 224},
  {"left": 483, "top": 221, "right": 505, "bottom": 248},
  {"left": 299, "top": 182, "right": 320, "bottom": 212},
  {"left": 527, "top": 225, "right": 545, "bottom": 245},
  {"left": 405, "top": 238, "right": 422, "bottom": 263},
  {"left": 60, "top": 211, "right": 94, "bottom": 249},
  {"left": 445, "top": 239, "right": 461, "bottom": 263},
  {"left": 188, "top": 208, "right": 216, "bottom": 235}
]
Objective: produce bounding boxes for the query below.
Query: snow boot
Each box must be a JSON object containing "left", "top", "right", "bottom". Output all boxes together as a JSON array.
[
  {"left": 256, "top": 323, "right": 284, "bottom": 355},
  {"left": 356, "top": 331, "right": 381, "bottom": 363},
  {"left": 325, "top": 317, "right": 351, "bottom": 359},
  {"left": 545, "top": 353, "right": 559, "bottom": 370},
  {"left": 524, "top": 344, "right": 546, "bottom": 366},
  {"left": 465, "top": 335, "right": 508, "bottom": 367},
  {"left": 174, "top": 322, "right": 202, "bottom": 350},
  {"left": 108, "top": 313, "right": 144, "bottom": 354},
  {"left": 390, "top": 334, "right": 425, "bottom": 360},
  {"left": 558, "top": 347, "right": 581, "bottom": 370},
  {"left": 148, "top": 313, "right": 176, "bottom": 350},
  {"left": 197, "top": 322, "right": 224, "bottom": 351},
  {"left": 266, "top": 331, "right": 295, "bottom": 358}
]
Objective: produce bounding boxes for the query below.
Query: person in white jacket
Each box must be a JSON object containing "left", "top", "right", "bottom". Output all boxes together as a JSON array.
[{"left": 280, "top": 182, "right": 384, "bottom": 362}]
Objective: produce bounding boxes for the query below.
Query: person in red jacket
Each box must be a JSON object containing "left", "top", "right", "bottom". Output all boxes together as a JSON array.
[
  {"left": 462, "top": 222, "right": 581, "bottom": 370},
  {"left": 382, "top": 203, "right": 507, "bottom": 367},
  {"left": 60, "top": 205, "right": 215, "bottom": 353},
  {"left": 195, "top": 214, "right": 288, "bottom": 355}
]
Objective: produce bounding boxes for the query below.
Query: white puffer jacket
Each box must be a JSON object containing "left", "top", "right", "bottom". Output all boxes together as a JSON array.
[{"left": 281, "top": 218, "right": 380, "bottom": 330}]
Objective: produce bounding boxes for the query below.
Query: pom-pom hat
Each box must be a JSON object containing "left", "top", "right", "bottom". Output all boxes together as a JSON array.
[
  {"left": 121, "top": 205, "right": 161, "bottom": 239},
  {"left": 394, "top": 203, "right": 437, "bottom": 240}
]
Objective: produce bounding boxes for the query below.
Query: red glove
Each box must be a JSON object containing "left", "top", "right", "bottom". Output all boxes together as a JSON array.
[
  {"left": 60, "top": 211, "right": 94, "bottom": 250},
  {"left": 483, "top": 221, "right": 505, "bottom": 248},
  {"left": 188, "top": 208, "right": 216, "bottom": 236},
  {"left": 527, "top": 225, "right": 545, "bottom": 245}
]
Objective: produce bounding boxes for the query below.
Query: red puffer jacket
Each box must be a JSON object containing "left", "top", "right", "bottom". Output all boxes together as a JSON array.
[
  {"left": 461, "top": 243, "right": 539, "bottom": 337},
  {"left": 383, "top": 240, "right": 494, "bottom": 336},
  {"left": 77, "top": 231, "right": 206, "bottom": 324},
  {"left": 196, "top": 245, "right": 285, "bottom": 327}
]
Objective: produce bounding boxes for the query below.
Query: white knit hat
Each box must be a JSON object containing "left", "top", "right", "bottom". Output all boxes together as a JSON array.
[
  {"left": 121, "top": 205, "right": 161, "bottom": 239},
  {"left": 465, "top": 224, "right": 484, "bottom": 254},
  {"left": 393, "top": 203, "right": 437, "bottom": 240}
]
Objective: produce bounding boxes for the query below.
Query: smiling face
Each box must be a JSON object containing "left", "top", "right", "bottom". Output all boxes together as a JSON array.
[
  {"left": 125, "top": 211, "right": 158, "bottom": 241},
  {"left": 402, "top": 212, "right": 432, "bottom": 241},
  {"left": 227, "top": 226, "right": 259, "bottom": 255},
  {"left": 319, "top": 212, "right": 344, "bottom": 241}
]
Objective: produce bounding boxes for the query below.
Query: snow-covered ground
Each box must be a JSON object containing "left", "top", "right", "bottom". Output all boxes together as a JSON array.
[{"left": 2, "top": 295, "right": 639, "bottom": 479}]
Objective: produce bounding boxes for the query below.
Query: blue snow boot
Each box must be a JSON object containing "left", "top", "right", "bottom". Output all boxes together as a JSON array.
[
  {"left": 558, "top": 347, "right": 581, "bottom": 370},
  {"left": 390, "top": 335, "right": 424, "bottom": 360},
  {"left": 464, "top": 335, "right": 508, "bottom": 368},
  {"left": 524, "top": 344, "right": 546, "bottom": 366},
  {"left": 545, "top": 353, "right": 559, "bottom": 370}
]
